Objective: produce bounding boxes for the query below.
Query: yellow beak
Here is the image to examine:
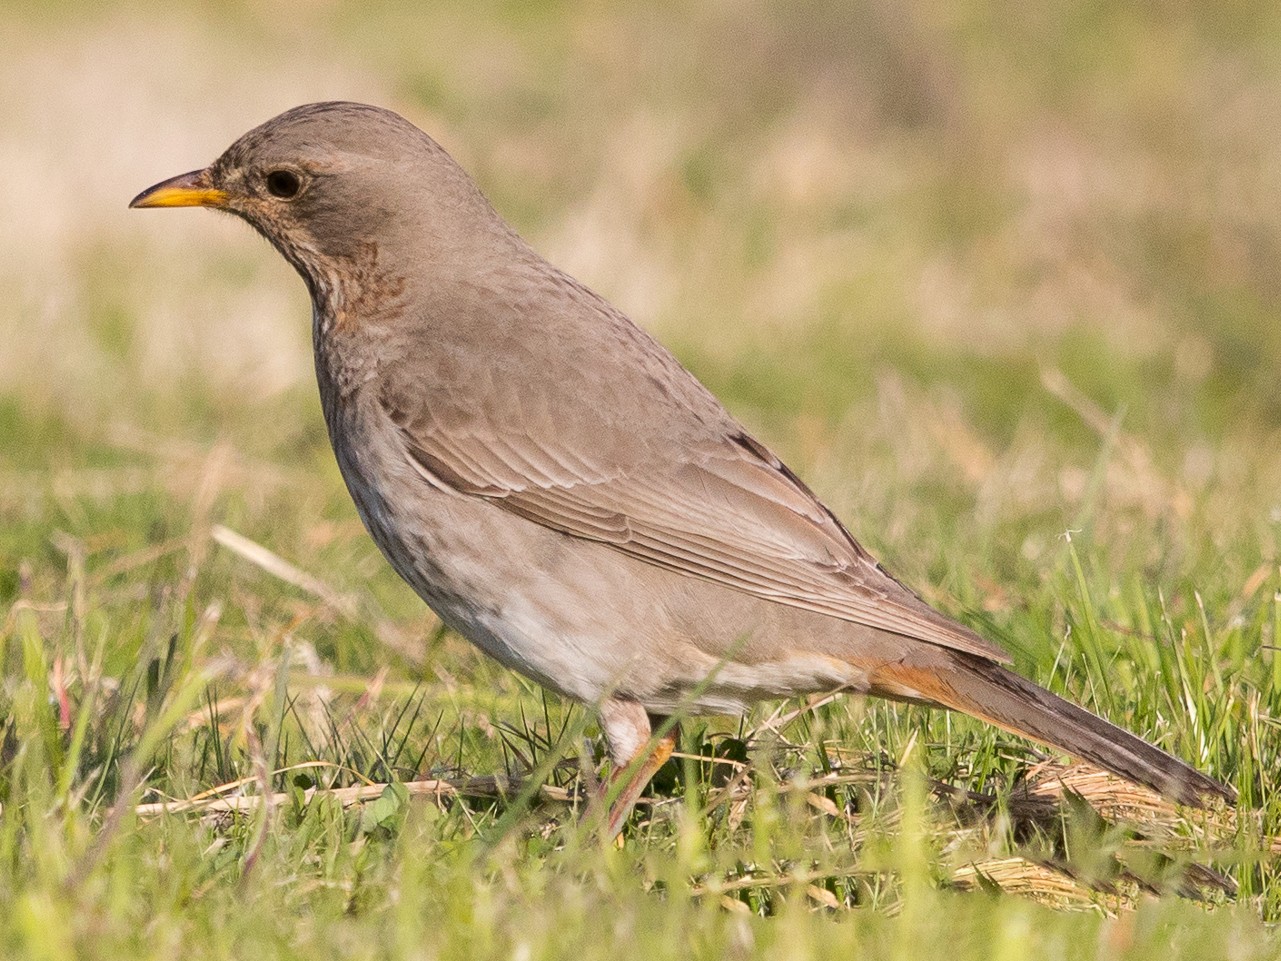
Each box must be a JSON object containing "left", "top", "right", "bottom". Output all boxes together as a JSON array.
[{"left": 129, "top": 168, "right": 229, "bottom": 209}]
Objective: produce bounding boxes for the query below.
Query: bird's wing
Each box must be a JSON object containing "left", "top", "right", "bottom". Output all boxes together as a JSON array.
[{"left": 381, "top": 388, "right": 1009, "bottom": 664}]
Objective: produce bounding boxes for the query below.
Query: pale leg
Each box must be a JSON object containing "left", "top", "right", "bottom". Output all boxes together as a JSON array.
[{"left": 595, "top": 699, "right": 679, "bottom": 839}]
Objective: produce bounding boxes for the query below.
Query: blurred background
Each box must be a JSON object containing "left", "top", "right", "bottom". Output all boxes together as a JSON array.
[
  {"left": 2, "top": 0, "right": 1280, "bottom": 933},
  {"left": 4, "top": 0, "right": 1281, "bottom": 692},
  {"left": 6, "top": 0, "right": 1281, "bottom": 609},
  {"left": 7, "top": 4, "right": 1281, "bottom": 449}
]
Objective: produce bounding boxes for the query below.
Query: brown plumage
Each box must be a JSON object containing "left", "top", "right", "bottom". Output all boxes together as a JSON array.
[{"left": 131, "top": 102, "right": 1233, "bottom": 833}]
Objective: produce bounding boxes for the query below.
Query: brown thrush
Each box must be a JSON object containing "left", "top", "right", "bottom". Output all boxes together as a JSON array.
[{"left": 131, "top": 102, "right": 1233, "bottom": 836}]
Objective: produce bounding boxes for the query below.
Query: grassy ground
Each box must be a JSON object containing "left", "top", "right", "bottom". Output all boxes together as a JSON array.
[{"left": 3, "top": 1, "right": 1281, "bottom": 957}]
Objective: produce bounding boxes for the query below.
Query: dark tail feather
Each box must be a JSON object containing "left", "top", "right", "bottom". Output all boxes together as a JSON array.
[{"left": 874, "top": 655, "right": 1235, "bottom": 807}]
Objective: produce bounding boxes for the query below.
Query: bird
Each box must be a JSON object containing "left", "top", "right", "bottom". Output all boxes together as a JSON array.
[{"left": 131, "top": 101, "right": 1233, "bottom": 836}]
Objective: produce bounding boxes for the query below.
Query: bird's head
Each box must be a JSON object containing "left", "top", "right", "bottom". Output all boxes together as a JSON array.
[{"left": 130, "top": 101, "right": 514, "bottom": 308}]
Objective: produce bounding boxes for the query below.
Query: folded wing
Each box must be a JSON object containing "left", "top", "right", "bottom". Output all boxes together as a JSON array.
[{"left": 384, "top": 390, "right": 1009, "bottom": 664}]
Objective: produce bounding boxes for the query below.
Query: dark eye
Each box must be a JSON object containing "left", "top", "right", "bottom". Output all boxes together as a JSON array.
[{"left": 265, "top": 169, "right": 301, "bottom": 199}]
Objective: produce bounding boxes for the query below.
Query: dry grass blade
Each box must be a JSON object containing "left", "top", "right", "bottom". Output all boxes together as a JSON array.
[
  {"left": 211, "top": 524, "right": 358, "bottom": 618},
  {"left": 950, "top": 857, "right": 1107, "bottom": 910},
  {"left": 692, "top": 866, "right": 869, "bottom": 899},
  {"left": 134, "top": 775, "right": 576, "bottom": 818},
  {"left": 1017, "top": 762, "right": 1178, "bottom": 823}
]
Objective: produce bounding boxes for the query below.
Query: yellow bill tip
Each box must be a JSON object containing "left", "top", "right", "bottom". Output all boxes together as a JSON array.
[{"left": 129, "top": 169, "right": 229, "bottom": 209}]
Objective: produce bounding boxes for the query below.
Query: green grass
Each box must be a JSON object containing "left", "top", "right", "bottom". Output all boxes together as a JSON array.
[{"left": 2, "top": 0, "right": 1281, "bottom": 957}]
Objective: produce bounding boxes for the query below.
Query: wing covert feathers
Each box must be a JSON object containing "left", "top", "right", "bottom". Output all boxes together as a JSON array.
[{"left": 388, "top": 395, "right": 1009, "bottom": 664}]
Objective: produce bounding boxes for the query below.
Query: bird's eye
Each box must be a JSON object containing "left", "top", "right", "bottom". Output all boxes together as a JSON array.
[{"left": 265, "top": 170, "right": 302, "bottom": 199}]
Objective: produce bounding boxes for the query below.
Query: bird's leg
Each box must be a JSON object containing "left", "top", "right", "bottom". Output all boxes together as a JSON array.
[{"left": 594, "top": 699, "right": 678, "bottom": 840}]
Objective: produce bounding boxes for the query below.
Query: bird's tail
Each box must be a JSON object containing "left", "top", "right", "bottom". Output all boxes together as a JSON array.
[{"left": 871, "top": 654, "right": 1235, "bottom": 807}]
